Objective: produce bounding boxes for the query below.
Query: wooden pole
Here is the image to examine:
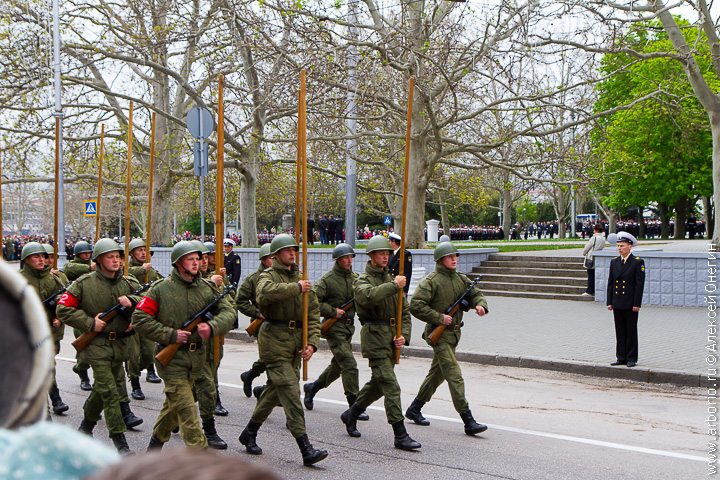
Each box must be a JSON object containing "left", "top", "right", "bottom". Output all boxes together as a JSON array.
[
  {"left": 0, "top": 154, "right": 3, "bottom": 260},
  {"left": 295, "top": 89, "right": 302, "bottom": 243},
  {"left": 53, "top": 116, "right": 61, "bottom": 269},
  {"left": 215, "top": 75, "right": 225, "bottom": 274},
  {"left": 124, "top": 101, "right": 133, "bottom": 277},
  {"left": 95, "top": 124, "right": 105, "bottom": 242},
  {"left": 299, "top": 70, "right": 309, "bottom": 380},
  {"left": 145, "top": 112, "right": 157, "bottom": 283},
  {"left": 394, "top": 76, "right": 415, "bottom": 364}
]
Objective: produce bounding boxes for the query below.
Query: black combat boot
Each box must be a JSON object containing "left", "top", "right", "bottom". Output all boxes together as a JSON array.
[
  {"left": 214, "top": 389, "right": 229, "bottom": 416},
  {"left": 110, "top": 433, "right": 134, "bottom": 456},
  {"left": 392, "top": 421, "right": 421, "bottom": 451},
  {"left": 78, "top": 419, "right": 96, "bottom": 436},
  {"left": 48, "top": 384, "right": 69, "bottom": 414},
  {"left": 340, "top": 403, "right": 363, "bottom": 438},
  {"left": 347, "top": 395, "right": 369, "bottom": 421},
  {"left": 120, "top": 401, "right": 143, "bottom": 429},
  {"left": 240, "top": 369, "right": 258, "bottom": 398},
  {"left": 303, "top": 381, "right": 322, "bottom": 410},
  {"left": 295, "top": 434, "right": 328, "bottom": 466},
  {"left": 252, "top": 385, "right": 265, "bottom": 399},
  {"left": 73, "top": 364, "right": 92, "bottom": 391},
  {"left": 239, "top": 420, "right": 263, "bottom": 455},
  {"left": 460, "top": 409, "right": 488, "bottom": 435},
  {"left": 147, "top": 436, "right": 164, "bottom": 452},
  {"left": 145, "top": 365, "right": 161, "bottom": 384},
  {"left": 202, "top": 417, "right": 228, "bottom": 449},
  {"left": 404, "top": 398, "right": 430, "bottom": 426},
  {"left": 130, "top": 377, "right": 145, "bottom": 400}
]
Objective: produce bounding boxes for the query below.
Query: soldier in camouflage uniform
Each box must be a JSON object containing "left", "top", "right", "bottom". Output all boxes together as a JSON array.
[
  {"left": 63, "top": 240, "right": 95, "bottom": 391},
  {"left": 303, "top": 243, "right": 369, "bottom": 421},
  {"left": 237, "top": 234, "right": 328, "bottom": 466},
  {"left": 20, "top": 242, "right": 69, "bottom": 415},
  {"left": 407, "top": 242, "right": 488, "bottom": 435},
  {"left": 125, "top": 238, "right": 163, "bottom": 401},
  {"left": 133, "top": 241, "right": 236, "bottom": 450},
  {"left": 340, "top": 235, "right": 420, "bottom": 451},
  {"left": 237, "top": 243, "right": 273, "bottom": 398},
  {"left": 56, "top": 238, "right": 145, "bottom": 455}
]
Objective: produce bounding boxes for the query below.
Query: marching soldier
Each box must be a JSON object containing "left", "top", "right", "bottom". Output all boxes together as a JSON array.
[
  {"left": 388, "top": 233, "right": 412, "bottom": 295},
  {"left": 133, "top": 241, "right": 236, "bottom": 450},
  {"left": 56, "top": 238, "right": 145, "bottom": 455},
  {"left": 237, "top": 243, "right": 273, "bottom": 399},
  {"left": 125, "top": 238, "right": 163, "bottom": 401},
  {"left": 340, "top": 236, "right": 420, "bottom": 451},
  {"left": 407, "top": 242, "right": 488, "bottom": 435},
  {"left": 63, "top": 240, "right": 94, "bottom": 391},
  {"left": 223, "top": 238, "right": 242, "bottom": 286},
  {"left": 20, "top": 242, "right": 69, "bottom": 415},
  {"left": 237, "top": 234, "right": 328, "bottom": 466},
  {"left": 303, "top": 243, "right": 369, "bottom": 421}
]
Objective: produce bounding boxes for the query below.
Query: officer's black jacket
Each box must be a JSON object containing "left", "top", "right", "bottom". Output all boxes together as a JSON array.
[{"left": 606, "top": 254, "right": 645, "bottom": 310}]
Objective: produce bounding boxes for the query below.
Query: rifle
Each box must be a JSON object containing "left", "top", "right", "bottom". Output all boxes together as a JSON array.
[
  {"left": 245, "top": 316, "right": 264, "bottom": 337},
  {"left": 72, "top": 282, "right": 152, "bottom": 353},
  {"left": 427, "top": 278, "right": 481, "bottom": 346},
  {"left": 320, "top": 298, "right": 354, "bottom": 335},
  {"left": 155, "top": 283, "right": 234, "bottom": 367},
  {"left": 42, "top": 286, "right": 68, "bottom": 307}
]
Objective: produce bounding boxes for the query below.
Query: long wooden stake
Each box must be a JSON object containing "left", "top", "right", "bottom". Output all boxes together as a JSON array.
[
  {"left": 53, "top": 116, "right": 61, "bottom": 269},
  {"left": 145, "top": 113, "right": 157, "bottom": 283},
  {"left": 0, "top": 154, "right": 3, "bottom": 260},
  {"left": 214, "top": 75, "right": 226, "bottom": 366},
  {"left": 394, "top": 76, "right": 415, "bottom": 364},
  {"left": 295, "top": 88, "right": 302, "bottom": 244},
  {"left": 299, "top": 70, "right": 309, "bottom": 380},
  {"left": 95, "top": 124, "right": 105, "bottom": 242},
  {"left": 124, "top": 101, "right": 133, "bottom": 277}
]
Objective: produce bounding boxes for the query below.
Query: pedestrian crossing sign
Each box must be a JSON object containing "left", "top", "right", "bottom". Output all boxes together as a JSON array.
[{"left": 84, "top": 200, "right": 97, "bottom": 217}]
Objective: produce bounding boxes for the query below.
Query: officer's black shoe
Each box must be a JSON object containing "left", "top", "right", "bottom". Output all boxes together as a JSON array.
[
  {"left": 240, "top": 370, "right": 256, "bottom": 398},
  {"left": 49, "top": 384, "right": 69, "bottom": 414},
  {"left": 296, "top": 434, "right": 328, "bottom": 466},
  {"left": 73, "top": 364, "right": 92, "bottom": 391},
  {"left": 120, "top": 401, "right": 143, "bottom": 429},
  {"left": 78, "top": 419, "right": 96, "bottom": 436},
  {"left": 347, "top": 395, "right": 369, "bottom": 421},
  {"left": 110, "top": 433, "right": 134, "bottom": 456},
  {"left": 460, "top": 409, "right": 488, "bottom": 436},
  {"left": 405, "top": 398, "right": 430, "bottom": 426},
  {"left": 610, "top": 360, "right": 626, "bottom": 366},
  {"left": 202, "top": 418, "right": 228, "bottom": 450},
  {"left": 145, "top": 366, "right": 161, "bottom": 384},
  {"left": 239, "top": 420, "right": 263, "bottom": 455},
  {"left": 303, "top": 381, "right": 322, "bottom": 410},
  {"left": 214, "top": 392, "right": 229, "bottom": 416},
  {"left": 392, "top": 421, "right": 422, "bottom": 451},
  {"left": 340, "top": 404, "right": 362, "bottom": 438},
  {"left": 627, "top": 361, "right": 637, "bottom": 368},
  {"left": 147, "top": 436, "right": 164, "bottom": 452},
  {"left": 252, "top": 385, "right": 265, "bottom": 399},
  {"left": 130, "top": 377, "right": 145, "bottom": 400}
]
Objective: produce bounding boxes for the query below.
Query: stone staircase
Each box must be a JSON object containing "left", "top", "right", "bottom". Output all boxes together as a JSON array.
[{"left": 467, "top": 254, "right": 593, "bottom": 301}]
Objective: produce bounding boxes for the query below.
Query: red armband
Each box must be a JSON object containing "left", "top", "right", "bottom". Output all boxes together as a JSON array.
[
  {"left": 136, "top": 296, "right": 159, "bottom": 317},
  {"left": 57, "top": 292, "right": 80, "bottom": 308}
]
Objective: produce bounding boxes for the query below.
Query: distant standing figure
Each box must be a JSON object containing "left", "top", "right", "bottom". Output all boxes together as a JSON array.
[
  {"left": 581, "top": 224, "right": 605, "bottom": 296},
  {"left": 606, "top": 232, "right": 645, "bottom": 368}
]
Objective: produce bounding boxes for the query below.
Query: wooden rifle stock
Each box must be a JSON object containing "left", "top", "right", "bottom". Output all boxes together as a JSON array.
[
  {"left": 245, "top": 317, "right": 264, "bottom": 336},
  {"left": 427, "top": 279, "right": 481, "bottom": 346},
  {"left": 320, "top": 299, "right": 354, "bottom": 336},
  {"left": 42, "top": 286, "right": 67, "bottom": 306}
]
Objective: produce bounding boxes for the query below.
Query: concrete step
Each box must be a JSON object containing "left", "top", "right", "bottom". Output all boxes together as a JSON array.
[
  {"left": 482, "top": 290, "right": 595, "bottom": 302},
  {"left": 471, "top": 266, "right": 586, "bottom": 278},
  {"left": 478, "top": 281, "right": 586, "bottom": 295},
  {"left": 480, "top": 260, "right": 586, "bottom": 270},
  {"left": 489, "top": 254, "right": 585, "bottom": 263},
  {"left": 476, "top": 274, "right": 587, "bottom": 287}
]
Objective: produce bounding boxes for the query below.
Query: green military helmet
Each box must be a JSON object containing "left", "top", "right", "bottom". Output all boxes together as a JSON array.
[
  {"left": 270, "top": 234, "right": 299, "bottom": 255},
  {"left": 332, "top": 243, "right": 356, "bottom": 260},
  {"left": 171, "top": 240, "right": 203, "bottom": 265},
  {"left": 192, "top": 240, "right": 209, "bottom": 254},
  {"left": 21, "top": 242, "right": 48, "bottom": 261},
  {"left": 73, "top": 241, "right": 93, "bottom": 255},
  {"left": 365, "top": 235, "right": 392, "bottom": 255},
  {"left": 434, "top": 241, "right": 459, "bottom": 262},
  {"left": 42, "top": 244, "right": 54, "bottom": 255},
  {"left": 203, "top": 241, "right": 216, "bottom": 254},
  {"left": 128, "top": 238, "right": 146, "bottom": 253},
  {"left": 258, "top": 243, "right": 272, "bottom": 260},
  {"left": 91, "top": 238, "right": 124, "bottom": 261}
]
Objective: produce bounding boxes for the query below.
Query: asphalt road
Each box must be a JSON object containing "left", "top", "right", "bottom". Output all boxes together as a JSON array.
[{"left": 51, "top": 337, "right": 707, "bottom": 480}]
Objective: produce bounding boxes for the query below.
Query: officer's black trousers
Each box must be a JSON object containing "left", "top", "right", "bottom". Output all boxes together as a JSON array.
[{"left": 613, "top": 309, "right": 638, "bottom": 363}]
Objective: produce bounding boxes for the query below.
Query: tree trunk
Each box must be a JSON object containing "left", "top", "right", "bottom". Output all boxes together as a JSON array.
[
  {"left": 608, "top": 212, "right": 617, "bottom": 233},
  {"left": 502, "top": 188, "right": 512, "bottom": 240},
  {"left": 673, "top": 197, "right": 688, "bottom": 239},
  {"left": 704, "top": 196, "right": 713, "bottom": 239},
  {"left": 239, "top": 171, "right": 258, "bottom": 247},
  {"left": 658, "top": 203, "right": 671, "bottom": 239},
  {"left": 439, "top": 190, "right": 450, "bottom": 238},
  {"left": 638, "top": 205, "right": 646, "bottom": 239},
  {"left": 712, "top": 116, "right": 720, "bottom": 245}
]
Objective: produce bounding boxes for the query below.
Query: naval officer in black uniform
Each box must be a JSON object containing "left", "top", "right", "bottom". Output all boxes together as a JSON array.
[
  {"left": 606, "top": 231, "right": 645, "bottom": 368},
  {"left": 388, "top": 232, "right": 412, "bottom": 295}
]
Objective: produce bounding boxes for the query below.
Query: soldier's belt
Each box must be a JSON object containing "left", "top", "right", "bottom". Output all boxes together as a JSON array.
[
  {"left": 96, "top": 330, "right": 136, "bottom": 340},
  {"left": 158, "top": 341, "right": 203, "bottom": 352},
  {"left": 265, "top": 319, "right": 299, "bottom": 330}
]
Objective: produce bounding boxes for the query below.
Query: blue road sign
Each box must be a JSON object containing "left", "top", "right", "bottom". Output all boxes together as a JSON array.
[
  {"left": 383, "top": 216, "right": 392, "bottom": 225},
  {"left": 84, "top": 200, "right": 97, "bottom": 217}
]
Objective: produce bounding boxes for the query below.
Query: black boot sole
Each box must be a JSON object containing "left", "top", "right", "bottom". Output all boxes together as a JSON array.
[{"left": 303, "top": 450, "right": 328, "bottom": 466}]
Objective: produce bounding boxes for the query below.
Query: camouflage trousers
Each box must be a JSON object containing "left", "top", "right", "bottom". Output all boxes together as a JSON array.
[
  {"left": 126, "top": 334, "right": 155, "bottom": 380},
  {"left": 152, "top": 379, "right": 207, "bottom": 448},
  {"left": 355, "top": 357, "right": 403, "bottom": 424},
  {"left": 416, "top": 339, "right": 468, "bottom": 413},
  {"left": 316, "top": 329, "right": 359, "bottom": 398},
  {"left": 83, "top": 360, "right": 128, "bottom": 435}
]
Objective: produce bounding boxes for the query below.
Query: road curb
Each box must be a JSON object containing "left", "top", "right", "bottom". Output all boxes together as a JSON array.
[{"left": 225, "top": 330, "right": 705, "bottom": 388}]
